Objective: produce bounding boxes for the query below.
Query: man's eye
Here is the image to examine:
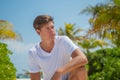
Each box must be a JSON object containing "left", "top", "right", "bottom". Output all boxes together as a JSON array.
[{"left": 52, "top": 26, "right": 54, "bottom": 28}]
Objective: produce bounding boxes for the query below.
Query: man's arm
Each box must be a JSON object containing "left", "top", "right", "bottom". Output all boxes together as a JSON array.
[
  {"left": 51, "top": 48, "right": 88, "bottom": 80},
  {"left": 30, "top": 72, "right": 41, "bottom": 80},
  {"left": 60, "top": 48, "right": 88, "bottom": 74}
]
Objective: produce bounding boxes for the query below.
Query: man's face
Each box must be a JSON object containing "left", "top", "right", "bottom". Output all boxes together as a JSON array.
[{"left": 38, "top": 21, "right": 56, "bottom": 40}]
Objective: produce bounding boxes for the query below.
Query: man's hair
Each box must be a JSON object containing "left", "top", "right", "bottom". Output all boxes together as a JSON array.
[{"left": 33, "top": 15, "right": 54, "bottom": 30}]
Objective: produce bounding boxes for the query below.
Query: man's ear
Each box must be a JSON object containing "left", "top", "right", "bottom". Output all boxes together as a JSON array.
[{"left": 36, "top": 29, "right": 41, "bottom": 35}]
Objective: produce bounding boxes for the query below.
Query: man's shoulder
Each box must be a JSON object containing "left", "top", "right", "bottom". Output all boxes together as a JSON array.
[
  {"left": 28, "top": 43, "right": 39, "bottom": 54},
  {"left": 56, "top": 35, "right": 70, "bottom": 42}
]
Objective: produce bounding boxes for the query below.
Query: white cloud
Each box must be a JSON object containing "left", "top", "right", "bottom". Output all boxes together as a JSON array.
[{"left": 1, "top": 39, "right": 36, "bottom": 54}]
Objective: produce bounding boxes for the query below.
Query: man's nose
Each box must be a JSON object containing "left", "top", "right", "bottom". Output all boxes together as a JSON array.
[{"left": 49, "top": 28, "right": 54, "bottom": 32}]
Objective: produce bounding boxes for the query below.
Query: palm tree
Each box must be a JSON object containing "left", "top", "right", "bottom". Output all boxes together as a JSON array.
[
  {"left": 78, "top": 38, "right": 108, "bottom": 54},
  {"left": 58, "top": 23, "right": 84, "bottom": 43},
  {"left": 0, "top": 20, "right": 22, "bottom": 41},
  {"left": 81, "top": 0, "right": 120, "bottom": 47}
]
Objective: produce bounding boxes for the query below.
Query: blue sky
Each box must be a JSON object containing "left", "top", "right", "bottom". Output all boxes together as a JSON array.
[{"left": 0, "top": 0, "right": 107, "bottom": 74}]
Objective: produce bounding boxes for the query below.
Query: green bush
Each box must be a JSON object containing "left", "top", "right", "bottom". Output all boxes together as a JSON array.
[
  {"left": 87, "top": 48, "right": 120, "bottom": 80},
  {"left": 0, "top": 42, "right": 16, "bottom": 80}
]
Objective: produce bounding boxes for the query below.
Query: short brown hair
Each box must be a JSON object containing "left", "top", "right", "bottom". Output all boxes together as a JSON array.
[{"left": 33, "top": 15, "right": 54, "bottom": 30}]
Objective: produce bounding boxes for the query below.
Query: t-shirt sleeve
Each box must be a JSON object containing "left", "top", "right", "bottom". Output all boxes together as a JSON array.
[
  {"left": 61, "top": 36, "right": 78, "bottom": 55},
  {"left": 28, "top": 50, "right": 41, "bottom": 73}
]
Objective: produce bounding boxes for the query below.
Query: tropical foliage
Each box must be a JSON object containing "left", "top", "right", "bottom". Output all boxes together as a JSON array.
[
  {"left": 0, "top": 20, "right": 22, "bottom": 40},
  {"left": 0, "top": 20, "right": 22, "bottom": 80},
  {"left": 78, "top": 38, "right": 108, "bottom": 54},
  {"left": 87, "top": 48, "right": 120, "bottom": 80},
  {"left": 0, "top": 43, "right": 16, "bottom": 80},
  {"left": 58, "top": 23, "right": 84, "bottom": 43},
  {"left": 81, "top": 0, "right": 120, "bottom": 47}
]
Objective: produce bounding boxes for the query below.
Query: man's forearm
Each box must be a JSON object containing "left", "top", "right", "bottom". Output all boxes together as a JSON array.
[
  {"left": 59, "top": 55, "right": 88, "bottom": 75},
  {"left": 57, "top": 48, "right": 88, "bottom": 75}
]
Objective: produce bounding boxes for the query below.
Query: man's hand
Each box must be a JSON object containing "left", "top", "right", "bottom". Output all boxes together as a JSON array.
[{"left": 51, "top": 69, "right": 63, "bottom": 80}]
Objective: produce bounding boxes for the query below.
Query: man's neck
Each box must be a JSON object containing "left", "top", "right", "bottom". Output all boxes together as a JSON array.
[{"left": 40, "top": 40, "right": 55, "bottom": 53}]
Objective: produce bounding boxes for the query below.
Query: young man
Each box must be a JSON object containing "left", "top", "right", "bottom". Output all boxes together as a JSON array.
[{"left": 28, "top": 15, "right": 88, "bottom": 80}]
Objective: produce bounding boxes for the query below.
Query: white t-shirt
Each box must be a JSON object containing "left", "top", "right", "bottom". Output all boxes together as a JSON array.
[{"left": 28, "top": 36, "right": 78, "bottom": 80}]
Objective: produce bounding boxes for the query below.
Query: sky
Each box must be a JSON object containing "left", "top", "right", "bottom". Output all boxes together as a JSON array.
[{"left": 0, "top": 0, "right": 107, "bottom": 74}]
